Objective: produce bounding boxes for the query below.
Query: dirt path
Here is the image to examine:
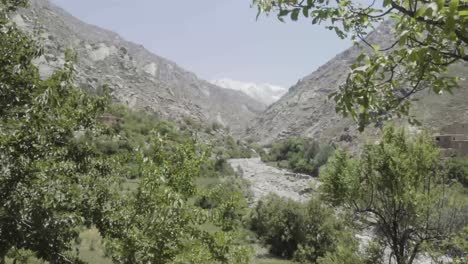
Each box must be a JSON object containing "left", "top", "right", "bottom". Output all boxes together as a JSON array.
[{"left": 228, "top": 158, "right": 319, "bottom": 203}]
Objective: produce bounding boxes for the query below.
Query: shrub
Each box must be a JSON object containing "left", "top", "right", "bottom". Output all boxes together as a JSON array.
[
  {"left": 249, "top": 194, "right": 350, "bottom": 262},
  {"left": 224, "top": 136, "right": 254, "bottom": 159},
  {"left": 446, "top": 157, "right": 468, "bottom": 188},
  {"left": 250, "top": 194, "right": 305, "bottom": 258},
  {"left": 262, "top": 138, "right": 334, "bottom": 176}
]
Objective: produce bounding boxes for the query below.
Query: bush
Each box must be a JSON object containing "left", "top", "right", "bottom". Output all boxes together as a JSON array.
[
  {"left": 249, "top": 194, "right": 349, "bottom": 262},
  {"left": 214, "top": 157, "right": 236, "bottom": 176},
  {"left": 224, "top": 136, "right": 254, "bottom": 159},
  {"left": 446, "top": 157, "right": 468, "bottom": 188},
  {"left": 195, "top": 178, "right": 252, "bottom": 232},
  {"left": 262, "top": 138, "right": 334, "bottom": 176},
  {"left": 250, "top": 194, "right": 305, "bottom": 258}
]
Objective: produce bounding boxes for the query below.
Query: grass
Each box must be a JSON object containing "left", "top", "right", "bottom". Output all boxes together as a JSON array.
[
  {"left": 4, "top": 228, "right": 112, "bottom": 264},
  {"left": 76, "top": 228, "right": 112, "bottom": 264},
  {"left": 195, "top": 176, "right": 222, "bottom": 188},
  {"left": 254, "top": 259, "right": 294, "bottom": 264}
]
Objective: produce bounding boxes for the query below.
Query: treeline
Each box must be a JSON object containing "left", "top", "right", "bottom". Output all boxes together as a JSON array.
[{"left": 261, "top": 138, "right": 334, "bottom": 176}]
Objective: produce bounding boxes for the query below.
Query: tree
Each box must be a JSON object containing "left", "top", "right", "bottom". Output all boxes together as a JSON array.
[
  {"left": 1, "top": 2, "right": 254, "bottom": 263},
  {"left": 0, "top": 1, "right": 116, "bottom": 262},
  {"left": 320, "top": 126, "right": 468, "bottom": 264},
  {"left": 101, "top": 137, "right": 252, "bottom": 264},
  {"left": 252, "top": 0, "right": 468, "bottom": 130}
]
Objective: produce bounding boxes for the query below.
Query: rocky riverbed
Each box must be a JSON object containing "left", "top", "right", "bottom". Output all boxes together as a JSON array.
[{"left": 228, "top": 158, "right": 320, "bottom": 203}]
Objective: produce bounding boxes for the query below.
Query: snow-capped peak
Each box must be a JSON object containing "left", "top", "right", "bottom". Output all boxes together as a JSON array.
[{"left": 211, "top": 78, "right": 287, "bottom": 105}]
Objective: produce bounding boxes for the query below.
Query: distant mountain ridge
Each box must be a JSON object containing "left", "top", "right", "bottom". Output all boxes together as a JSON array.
[
  {"left": 15, "top": 0, "right": 266, "bottom": 134},
  {"left": 247, "top": 21, "right": 468, "bottom": 144},
  {"left": 211, "top": 79, "right": 287, "bottom": 105}
]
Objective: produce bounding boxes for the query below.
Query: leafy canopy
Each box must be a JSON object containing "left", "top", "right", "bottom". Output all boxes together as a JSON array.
[
  {"left": 250, "top": 194, "right": 354, "bottom": 262},
  {"left": 261, "top": 138, "right": 334, "bottom": 176},
  {"left": 320, "top": 126, "right": 468, "bottom": 264},
  {"left": 252, "top": 0, "right": 468, "bottom": 130},
  {"left": 0, "top": 0, "right": 115, "bottom": 261},
  {"left": 101, "top": 138, "right": 252, "bottom": 264}
]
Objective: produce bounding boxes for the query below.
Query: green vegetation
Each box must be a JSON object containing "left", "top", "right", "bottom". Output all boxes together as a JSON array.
[
  {"left": 249, "top": 194, "right": 354, "bottom": 263},
  {"left": 101, "top": 139, "right": 251, "bottom": 263},
  {"left": 447, "top": 157, "right": 468, "bottom": 188},
  {"left": 253, "top": 0, "right": 468, "bottom": 130},
  {"left": 182, "top": 116, "right": 254, "bottom": 160},
  {"left": 223, "top": 135, "right": 254, "bottom": 159},
  {"left": 1, "top": 1, "right": 467, "bottom": 264},
  {"left": 0, "top": 1, "right": 114, "bottom": 261},
  {"left": 249, "top": 127, "right": 468, "bottom": 264},
  {"left": 321, "top": 126, "right": 468, "bottom": 264},
  {"left": 261, "top": 138, "right": 334, "bottom": 176},
  {"left": 0, "top": 2, "right": 252, "bottom": 263}
]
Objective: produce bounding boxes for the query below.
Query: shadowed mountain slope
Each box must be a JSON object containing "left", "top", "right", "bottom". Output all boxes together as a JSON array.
[{"left": 247, "top": 21, "right": 468, "bottom": 144}]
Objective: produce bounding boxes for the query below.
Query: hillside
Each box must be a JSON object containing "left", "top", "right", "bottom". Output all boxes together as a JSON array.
[
  {"left": 247, "top": 21, "right": 468, "bottom": 144},
  {"left": 13, "top": 0, "right": 265, "bottom": 135}
]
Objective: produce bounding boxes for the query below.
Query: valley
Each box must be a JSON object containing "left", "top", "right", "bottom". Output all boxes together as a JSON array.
[{"left": 0, "top": 0, "right": 467, "bottom": 264}]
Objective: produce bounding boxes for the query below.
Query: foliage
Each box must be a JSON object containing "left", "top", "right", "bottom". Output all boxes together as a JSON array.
[
  {"left": 446, "top": 157, "right": 468, "bottom": 188},
  {"left": 320, "top": 126, "right": 468, "bottom": 264},
  {"left": 101, "top": 137, "right": 252, "bottom": 264},
  {"left": 0, "top": 2, "right": 116, "bottom": 262},
  {"left": 182, "top": 116, "right": 204, "bottom": 131},
  {"left": 262, "top": 138, "right": 334, "bottom": 175},
  {"left": 252, "top": 0, "right": 468, "bottom": 130},
  {"left": 197, "top": 177, "right": 251, "bottom": 213},
  {"left": 224, "top": 136, "right": 253, "bottom": 159},
  {"left": 425, "top": 227, "right": 468, "bottom": 264},
  {"left": 199, "top": 181, "right": 250, "bottom": 232},
  {"left": 315, "top": 243, "right": 364, "bottom": 264},
  {"left": 249, "top": 194, "right": 352, "bottom": 263},
  {"left": 84, "top": 105, "right": 197, "bottom": 180},
  {"left": 0, "top": 1, "right": 254, "bottom": 263}
]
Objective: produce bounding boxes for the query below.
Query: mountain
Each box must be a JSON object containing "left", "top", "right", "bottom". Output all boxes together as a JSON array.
[
  {"left": 14, "top": 0, "right": 266, "bottom": 134},
  {"left": 211, "top": 79, "right": 287, "bottom": 105},
  {"left": 247, "top": 21, "right": 468, "bottom": 144}
]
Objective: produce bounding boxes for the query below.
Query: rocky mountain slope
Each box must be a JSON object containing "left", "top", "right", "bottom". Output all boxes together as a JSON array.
[
  {"left": 14, "top": 0, "right": 265, "bottom": 134},
  {"left": 211, "top": 79, "right": 287, "bottom": 105},
  {"left": 247, "top": 21, "right": 468, "bottom": 144}
]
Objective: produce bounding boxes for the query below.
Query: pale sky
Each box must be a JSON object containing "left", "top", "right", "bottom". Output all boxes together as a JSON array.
[{"left": 51, "top": 0, "right": 352, "bottom": 88}]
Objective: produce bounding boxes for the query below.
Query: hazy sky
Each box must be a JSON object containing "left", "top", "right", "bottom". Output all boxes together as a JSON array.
[{"left": 51, "top": 0, "right": 352, "bottom": 88}]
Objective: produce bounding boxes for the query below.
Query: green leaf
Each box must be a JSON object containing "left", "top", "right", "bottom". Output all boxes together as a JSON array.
[
  {"left": 415, "top": 7, "right": 426, "bottom": 18},
  {"left": 437, "top": 0, "right": 445, "bottom": 10},
  {"left": 450, "top": 0, "right": 459, "bottom": 13},
  {"left": 303, "top": 7, "right": 310, "bottom": 18},
  {"left": 291, "top": 8, "right": 300, "bottom": 21},
  {"left": 278, "top": 9, "right": 289, "bottom": 17}
]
